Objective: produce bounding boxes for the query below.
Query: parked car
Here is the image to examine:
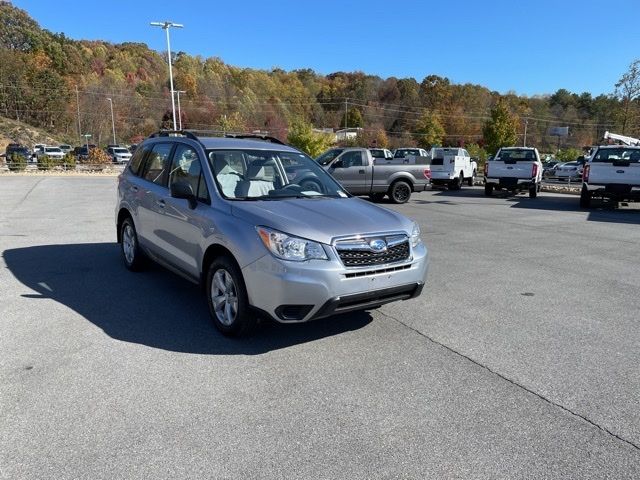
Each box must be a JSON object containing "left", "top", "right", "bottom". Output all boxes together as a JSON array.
[
  {"left": 580, "top": 145, "right": 640, "bottom": 208},
  {"left": 484, "top": 147, "right": 543, "bottom": 198},
  {"left": 4, "top": 144, "right": 30, "bottom": 163},
  {"left": 107, "top": 146, "right": 132, "bottom": 164},
  {"left": 542, "top": 161, "right": 560, "bottom": 178},
  {"left": 32, "top": 143, "right": 46, "bottom": 161},
  {"left": 59, "top": 144, "right": 73, "bottom": 155},
  {"left": 369, "top": 148, "right": 394, "bottom": 162},
  {"left": 75, "top": 144, "right": 97, "bottom": 161},
  {"left": 116, "top": 131, "right": 429, "bottom": 336},
  {"left": 320, "top": 147, "right": 431, "bottom": 203},
  {"left": 38, "top": 146, "right": 65, "bottom": 161},
  {"left": 555, "top": 161, "right": 583, "bottom": 181},
  {"left": 429, "top": 147, "right": 477, "bottom": 189},
  {"left": 129, "top": 144, "right": 138, "bottom": 153}
]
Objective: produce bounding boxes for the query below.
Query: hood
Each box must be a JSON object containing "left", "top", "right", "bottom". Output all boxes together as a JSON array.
[{"left": 231, "top": 197, "right": 414, "bottom": 245}]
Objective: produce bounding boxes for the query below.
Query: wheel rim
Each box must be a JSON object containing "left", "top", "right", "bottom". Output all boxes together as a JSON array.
[
  {"left": 395, "top": 184, "right": 410, "bottom": 202},
  {"left": 122, "top": 224, "right": 136, "bottom": 265},
  {"left": 211, "top": 269, "right": 238, "bottom": 326}
]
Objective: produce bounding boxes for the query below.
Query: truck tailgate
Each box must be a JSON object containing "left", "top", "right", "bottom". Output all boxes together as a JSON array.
[
  {"left": 589, "top": 162, "right": 640, "bottom": 186},
  {"left": 488, "top": 161, "right": 534, "bottom": 179}
]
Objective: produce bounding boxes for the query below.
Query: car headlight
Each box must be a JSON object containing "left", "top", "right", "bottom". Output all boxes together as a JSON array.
[
  {"left": 410, "top": 222, "right": 422, "bottom": 248},
  {"left": 256, "top": 227, "right": 328, "bottom": 261}
]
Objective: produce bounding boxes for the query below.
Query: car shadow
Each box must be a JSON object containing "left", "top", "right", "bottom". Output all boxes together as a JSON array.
[
  {"left": 3, "top": 243, "right": 372, "bottom": 355},
  {"left": 505, "top": 195, "right": 640, "bottom": 225}
]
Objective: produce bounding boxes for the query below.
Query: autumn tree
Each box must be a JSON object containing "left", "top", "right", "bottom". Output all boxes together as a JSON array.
[
  {"left": 413, "top": 111, "right": 445, "bottom": 149},
  {"left": 615, "top": 59, "right": 640, "bottom": 134},
  {"left": 287, "top": 119, "right": 334, "bottom": 158},
  {"left": 483, "top": 100, "right": 518, "bottom": 154}
]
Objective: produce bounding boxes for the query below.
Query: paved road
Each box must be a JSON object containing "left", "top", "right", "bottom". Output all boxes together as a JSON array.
[{"left": 1, "top": 177, "right": 639, "bottom": 479}]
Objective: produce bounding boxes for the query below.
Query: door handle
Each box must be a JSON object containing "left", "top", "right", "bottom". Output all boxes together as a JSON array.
[
  {"left": 156, "top": 199, "right": 166, "bottom": 208},
  {"left": 358, "top": 169, "right": 365, "bottom": 174}
]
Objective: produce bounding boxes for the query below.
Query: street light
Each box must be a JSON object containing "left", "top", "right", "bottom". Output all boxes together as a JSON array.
[
  {"left": 150, "top": 21, "right": 183, "bottom": 131},
  {"left": 106, "top": 97, "right": 116, "bottom": 145},
  {"left": 176, "top": 90, "right": 186, "bottom": 130}
]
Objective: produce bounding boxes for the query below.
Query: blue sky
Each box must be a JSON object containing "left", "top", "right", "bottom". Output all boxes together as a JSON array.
[{"left": 12, "top": 0, "right": 640, "bottom": 96}]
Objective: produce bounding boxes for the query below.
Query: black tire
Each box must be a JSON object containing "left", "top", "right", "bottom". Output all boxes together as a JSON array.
[
  {"left": 389, "top": 180, "right": 412, "bottom": 204},
  {"left": 467, "top": 171, "right": 475, "bottom": 187},
  {"left": 300, "top": 179, "right": 323, "bottom": 194},
  {"left": 450, "top": 173, "right": 463, "bottom": 190},
  {"left": 529, "top": 184, "right": 537, "bottom": 198},
  {"left": 369, "top": 192, "right": 386, "bottom": 202},
  {"left": 484, "top": 184, "right": 493, "bottom": 196},
  {"left": 579, "top": 185, "right": 591, "bottom": 208},
  {"left": 120, "top": 216, "right": 145, "bottom": 271},
  {"left": 206, "top": 255, "right": 256, "bottom": 337}
]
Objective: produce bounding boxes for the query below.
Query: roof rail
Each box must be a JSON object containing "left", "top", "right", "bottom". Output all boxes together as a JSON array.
[
  {"left": 224, "top": 133, "right": 287, "bottom": 146},
  {"left": 147, "top": 130, "right": 200, "bottom": 142}
]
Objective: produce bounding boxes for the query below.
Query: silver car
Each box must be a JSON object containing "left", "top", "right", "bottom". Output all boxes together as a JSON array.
[{"left": 116, "top": 132, "right": 429, "bottom": 336}]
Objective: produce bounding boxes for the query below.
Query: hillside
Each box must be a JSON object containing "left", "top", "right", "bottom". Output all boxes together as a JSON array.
[
  {"left": 0, "top": 115, "right": 61, "bottom": 152},
  {"left": 0, "top": 1, "right": 634, "bottom": 152}
]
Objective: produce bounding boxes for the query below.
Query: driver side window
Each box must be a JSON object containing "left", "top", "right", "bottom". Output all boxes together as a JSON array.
[{"left": 340, "top": 151, "right": 364, "bottom": 168}]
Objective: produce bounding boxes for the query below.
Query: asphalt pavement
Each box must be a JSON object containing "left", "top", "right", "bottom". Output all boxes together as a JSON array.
[{"left": 1, "top": 177, "right": 639, "bottom": 479}]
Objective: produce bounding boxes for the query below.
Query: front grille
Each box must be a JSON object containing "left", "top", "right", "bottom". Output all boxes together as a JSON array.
[{"left": 337, "top": 241, "right": 410, "bottom": 267}]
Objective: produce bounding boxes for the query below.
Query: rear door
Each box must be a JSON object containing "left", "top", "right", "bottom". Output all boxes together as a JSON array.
[
  {"left": 488, "top": 149, "right": 536, "bottom": 179},
  {"left": 588, "top": 147, "right": 640, "bottom": 185},
  {"left": 329, "top": 150, "right": 371, "bottom": 194},
  {"left": 136, "top": 142, "right": 174, "bottom": 255}
]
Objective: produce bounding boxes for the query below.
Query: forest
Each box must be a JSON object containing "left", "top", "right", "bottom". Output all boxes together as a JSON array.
[{"left": 0, "top": 1, "right": 638, "bottom": 157}]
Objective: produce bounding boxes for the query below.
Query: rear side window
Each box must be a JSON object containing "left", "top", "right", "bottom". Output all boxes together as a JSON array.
[
  {"left": 141, "top": 143, "right": 173, "bottom": 186},
  {"left": 128, "top": 145, "right": 150, "bottom": 176},
  {"left": 592, "top": 148, "right": 640, "bottom": 163}
]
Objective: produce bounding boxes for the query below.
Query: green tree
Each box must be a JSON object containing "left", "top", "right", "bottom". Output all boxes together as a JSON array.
[
  {"left": 483, "top": 100, "right": 518, "bottom": 154},
  {"left": 287, "top": 119, "right": 334, "bottom": 158},
  {"left": 413, "top": 111, "right": 445, "bottom": 149},
  {"left": 615, "top": 59, "right": 640, "bottom": 134},
  {"left": 340, "top": 107, "right": 363, "bottom": 128},
  {"left": 556, "top": 148, "right": 582, "bottom": 162}
]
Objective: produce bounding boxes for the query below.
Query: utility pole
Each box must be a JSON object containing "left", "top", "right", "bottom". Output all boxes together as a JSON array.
[
  {"left": 75, "top": 85, "right": 82, "bottom": 142},
  {"left": 150, "top": 21, "right": 183, "bottom": 131},
  {"left": 523, "top": 118, "right": 528, "bottom": 147},
  {"left": 176, "top": 90, "right": 186, "bottom": 130},
  {"left": 106, "top": 97, "right": 116, "bottom": 144},
  {"left": 344, "top": 98, "right": 348, "bottom": 131}
]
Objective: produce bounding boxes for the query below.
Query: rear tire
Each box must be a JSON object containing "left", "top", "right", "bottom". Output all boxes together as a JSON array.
[
  {"left": 206, "top": 255, "right": 256, "bottom": 337},
  {"left": 579, "top": 185, "right": 591, "bottom": 208},
  {"left": 450, "top": 173, "right": 463, "bottom": 190},
  {"left": 484, "top": 184, "right": 493, "bottom": 196},
  {"left": 389, "top": 181, "right": 412, "bottom": 204},
  {"left": 467, "top": 171, "right": 475, "bottom": 186},
  {"left": 529, "top": 184, "right": 537, "bottom": 198}
]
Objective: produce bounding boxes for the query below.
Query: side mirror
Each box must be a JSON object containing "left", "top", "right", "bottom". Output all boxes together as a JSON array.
[
  {"left": 332, "top": 159, "right": 344, "bottom": 169},
  {"left": 171, "top": 180, "right": 197, "bottom": 209}
]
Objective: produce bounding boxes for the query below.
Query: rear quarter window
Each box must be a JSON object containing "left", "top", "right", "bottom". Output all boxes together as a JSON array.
[{"left": 128, "top": 145, "right": 151, "bottom": 176}]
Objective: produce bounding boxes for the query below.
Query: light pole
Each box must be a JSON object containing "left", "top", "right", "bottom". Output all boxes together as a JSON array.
[
  {"left": 176, "top": 90, "right": 186, "bottom": 130},
  {"left": 106, "top": 97, "right": 116, "bottom": 144},
  {"left": 150, "top": 21, "right": 183, "bottom": 131}
]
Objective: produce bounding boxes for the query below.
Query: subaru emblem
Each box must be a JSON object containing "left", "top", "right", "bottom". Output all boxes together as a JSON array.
[{"left": 369, "top": 239, "right": 387, "bottom": 252}]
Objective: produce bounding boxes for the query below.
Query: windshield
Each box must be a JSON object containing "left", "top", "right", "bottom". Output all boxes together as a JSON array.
[
  {"left": 394, "top": 149, "right": 421, "bottom": 158},
  {"left": 207, "top": 149, "right": 348, "bottom": 200},
  {"left": 113, "top": 148, "right": 129, "bottom": 154},
  {"left": 495, "top": 149, "right": 536, "bottom": 161},
  {"left": 45, "top": 147, "right": 62, "bottom": 153},
  {"left": 315, "top": 148, "right": 344, "bottom": 166},
  {"left": 592, "top": 148, "right": 640, "bottom": 163}
]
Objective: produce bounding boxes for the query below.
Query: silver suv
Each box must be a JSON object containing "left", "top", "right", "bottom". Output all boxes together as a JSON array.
[{"left": 116, "top": 131, "right": 429, "bottom": 336}]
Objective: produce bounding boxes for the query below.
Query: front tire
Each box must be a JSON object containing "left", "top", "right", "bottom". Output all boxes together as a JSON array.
[
  {"left": 120, "top": 217, "right": 145, "bottom": 271},
  {"left": 206, "top": 256, "right": 256, "bottom": 337},
  {"left": 467, "top": 171, "right": 475, "bottom": 187},
  {"left": 580, "top": 186, "right": 591, "bottom": 208},
  {"left": 529, "top": 184, "right": 538, "bottom": 198},
  {"left": 389, "top": 181, "right": 412, "bottom": 204},
  {"left": 484, "top": 184, "right": 493, "bottom": 196}
]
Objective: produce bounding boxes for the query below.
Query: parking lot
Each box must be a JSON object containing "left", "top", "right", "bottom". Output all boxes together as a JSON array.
[{"left": 1, "top": 176, "right": 639, "bottom": 478}]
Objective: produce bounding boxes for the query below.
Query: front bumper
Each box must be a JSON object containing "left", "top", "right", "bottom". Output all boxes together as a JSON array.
[{"left": 242, "top": 242, "right": 429, "bottom": 323}]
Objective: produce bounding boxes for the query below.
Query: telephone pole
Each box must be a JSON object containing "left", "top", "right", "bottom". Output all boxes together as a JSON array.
[
  {"left": 523, "top": 118, "right": 528, "bottom": 147},
  {"left": 75, "top": 85, "right": 82, "bottom": 142},
  {"left": 344, "top": 98, "right": 348, "bottom": 130}
]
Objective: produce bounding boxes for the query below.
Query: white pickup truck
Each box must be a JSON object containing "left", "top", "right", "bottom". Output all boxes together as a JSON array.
[
  {"left": 484, "top": 147, "right": 543, "bottom": 198},
  {"left": 580, "top": 145, "right": 640, "bottom": 208},
  {"left": 429, "top": 147, "right": 477, "bottom": 189}
]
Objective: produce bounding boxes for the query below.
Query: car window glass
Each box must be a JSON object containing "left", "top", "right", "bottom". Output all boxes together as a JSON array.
[
  {"left": 341, "top": 151, "right": 364, "bottom": 168},
  {"left": 169, "top": 144, "right": 209, "bottom": 203},
  {"left": 128, "top": 145, "right": 149, "bottom": 176},
  {"left": 142, "top": 143, "right": 172, "bottom": 186}
]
